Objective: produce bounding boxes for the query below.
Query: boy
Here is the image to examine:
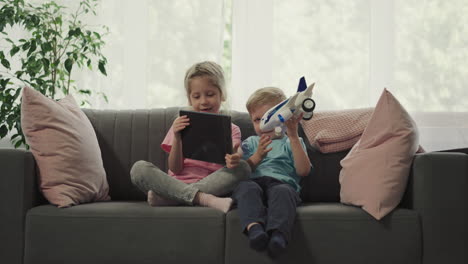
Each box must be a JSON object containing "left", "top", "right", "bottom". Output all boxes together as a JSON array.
[{"left": 232, "top": 87, "right": 311, "bottom": 257}]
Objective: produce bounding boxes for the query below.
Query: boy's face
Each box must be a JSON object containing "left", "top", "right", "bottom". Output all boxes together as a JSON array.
[
  {"left": 249, "top": 103, "right": 278, "bottom": 137},
  {"left": 189, "top": 76, "right": 222, "bottom": 114}
]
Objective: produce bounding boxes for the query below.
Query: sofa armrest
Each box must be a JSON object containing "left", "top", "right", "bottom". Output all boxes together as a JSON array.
[
  {"left": 0, "top": 149, "right": 43, "bottom": 264},
  {"left": 406, "top": 152, "right": 468, "bottom": 264}
]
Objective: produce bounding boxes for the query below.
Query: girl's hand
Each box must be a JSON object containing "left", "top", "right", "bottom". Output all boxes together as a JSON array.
[
  {"left": 285, "top": 112, "right": 303, "bottom": 139},
  {"left": 225, "top": 143, "right": 241, "bottom": 169},
  {"left": 254, "top": 134, "right": 273, "bottom": 160},
  {"left": 172, "top": 115, "right": 190, "bottom": 136}
]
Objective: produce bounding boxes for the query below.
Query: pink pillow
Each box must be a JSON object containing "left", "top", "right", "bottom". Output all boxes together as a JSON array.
[
  {"left": 339, "top": 89, "right": 419, "bottom": 220},
  {"left": 301, "top": 108, "right": 374, "bottom": 153},
  {"left": 21, "top": 87, "right": 110, "bottom": 208}
]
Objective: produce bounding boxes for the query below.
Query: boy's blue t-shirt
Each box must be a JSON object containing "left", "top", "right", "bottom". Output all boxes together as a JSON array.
[{"left": 241, "top": 135, "right": 308, "bottom": 192}]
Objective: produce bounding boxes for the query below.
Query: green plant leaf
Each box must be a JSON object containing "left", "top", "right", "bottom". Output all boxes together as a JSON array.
[
  {"left": 13, "top": 87, "right": 21, "bottom": 100},
  {"left": 0, "top": 125, "right": 7, "bottom": 138},
  {"left": 1, "top": 59, "right": 11, "bottom": 69},
  {"left": 78, "top": 89, "right": 91, "bottom": 95},
  {"left": 100, "top": 92, "right": 109, "bottom": 103},
  {"left": 67, "top": 28, "right": 75, "bottom": 37},
  {"left": 27, "top": 39, "right": 37, "bottom": 56},
  {"left": 15, "top": 70, "right": 24, "bottom": 79},
  {"left": 10, "top": 46, "right": 20, "bottom": 57},
  {"left": 0, "top": 78, "right": 11, "bottom": 90},
  {"left": 42, "top": 58, "right": 50, "bottom": 71},
  {"left": 64, "top": 58, "right": 73, "bottom": 73},
  {"left": 14, "top": 140, "right": 23, "bottom": 148},
  {"left": 54, "top": 16, "right": 62, "bottom": 26},
  {"left": 98, "top": 60, "right": 107, "bottom": 76},
  {"left": 0, "top": 0, "right": 109, "bottom": 148},
  {"left": 11, "top": 133, "right": 21, "bottom": 140},
  {"left": 22, "top": 41, "right": 30, "bottom": 51},
  {"left": 41, "top": 42, "right": 52, "bottom": 52}
]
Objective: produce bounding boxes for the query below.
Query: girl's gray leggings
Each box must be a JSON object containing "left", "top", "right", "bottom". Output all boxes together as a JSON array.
[{"left": 130, "top": 160, "right": 250, "bottom": 205}]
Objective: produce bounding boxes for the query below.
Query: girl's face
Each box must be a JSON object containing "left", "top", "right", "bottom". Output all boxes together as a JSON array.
[{"left": 188, "top": 76, "right": 223, "bottom": 114}]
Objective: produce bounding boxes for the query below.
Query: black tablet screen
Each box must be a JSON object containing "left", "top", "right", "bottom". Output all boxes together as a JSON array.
[{"left": 180, "top": 110, "right": 233, "bottom": 164}]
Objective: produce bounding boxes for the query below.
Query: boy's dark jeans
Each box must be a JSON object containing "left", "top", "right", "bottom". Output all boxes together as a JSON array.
[{"left": 232, "top": 176, "right": 301, "bottom": 242}]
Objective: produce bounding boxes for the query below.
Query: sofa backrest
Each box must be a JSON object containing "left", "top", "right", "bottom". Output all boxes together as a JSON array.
[
  {"left": 299, "top": 141, "right": 349, "bottom": 202},
  {"left": 83, "top": 107, "right": 348, "bottom": 202}
]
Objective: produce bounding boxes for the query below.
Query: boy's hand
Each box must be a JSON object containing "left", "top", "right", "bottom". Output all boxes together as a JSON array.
[
  {"left": 285, "top": 112, "right": 303, "bottom": 139},
  {"left": 246, "top": 135, "right": 273, "bottom": 171},
  {"left": 225, "top": 143, "right": 241, "bottom": 169},
  {"left": 172, "top": 115, "right": 190, "bottom": 137},
  {"left": 254, "top": 134, "right": 273, "bottom": 160}
]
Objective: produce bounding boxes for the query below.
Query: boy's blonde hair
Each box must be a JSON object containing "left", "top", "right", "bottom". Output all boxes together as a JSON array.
[
  {"left": 184, "top": 61, "right": 226, "bottom": 102},
  {"left": 246, "top": 87, "right": 287, "bottom": 113}
]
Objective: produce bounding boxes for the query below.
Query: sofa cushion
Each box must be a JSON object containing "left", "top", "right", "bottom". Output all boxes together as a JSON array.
[
  {"left": 230, "top": 110, "right": 256, "bottom": 140},
  {"left": 225, "top": 203, "right": 421, "bottom": 264},
  {"left": 25, "top": 202, "right": 226, "bottom": 264},
  {"left": 299, "top": 145, "right": 349, "bottom": 202},
  {"left": 300, "top": 108, "right": 374, "bottom": 153},
  {"left": 82, "top": 107, "right": 346, "bottom": 203},
  {"left": 21, "top": 87, "right": 110, "bottom": 207},
  {"left": 83, "top": 108, "right": 258, "bottom": 201},
  {"left": 339, "top": 89, "right": 420, "bottom": 220},
  {"left": 83, "top": 108, "right": 179, "bottom": 201}
]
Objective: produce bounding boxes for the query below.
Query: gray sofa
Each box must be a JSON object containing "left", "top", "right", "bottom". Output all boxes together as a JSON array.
[{"left": 1, "top": 107, "right": 467, "bottom": 264}]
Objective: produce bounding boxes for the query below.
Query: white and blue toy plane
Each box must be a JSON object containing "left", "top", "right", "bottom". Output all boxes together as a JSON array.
[{"left": 260, "top": 77, "right": 316, "bottom": 137}]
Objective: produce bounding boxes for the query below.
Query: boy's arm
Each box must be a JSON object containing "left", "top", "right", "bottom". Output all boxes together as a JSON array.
[
  {"left": 285, "top": 114, "right": 311, "bottom": 177},
  {"left": 289, "top": 136, "right": 311, "bottom": 177},
  {"left": 247, "top": 152, "right": 263, "bottom": 171},
  {"left": 245, "top": 135, "right": 272, "bottom": 171}
]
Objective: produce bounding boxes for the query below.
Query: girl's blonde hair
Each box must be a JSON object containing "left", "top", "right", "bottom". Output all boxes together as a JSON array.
[
  {"left": 246, "top": 87, "right": 286, "bottom": 113},
  {"left": 184, "top": 61, "right": 227, "bottom": 102}
]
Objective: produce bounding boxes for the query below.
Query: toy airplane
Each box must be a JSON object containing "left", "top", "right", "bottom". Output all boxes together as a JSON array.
[{"left": 260, "top": 77, "right": 316, "bottom": 137}]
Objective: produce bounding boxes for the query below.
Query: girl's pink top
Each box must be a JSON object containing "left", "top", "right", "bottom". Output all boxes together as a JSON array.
[{"left": 161, "top": 123, "right": 241, "bottom": 183}]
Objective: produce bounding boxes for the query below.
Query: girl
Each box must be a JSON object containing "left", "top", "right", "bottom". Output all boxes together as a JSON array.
[{"left": 130, "top": 61, "right": 250, "bottom": 213}]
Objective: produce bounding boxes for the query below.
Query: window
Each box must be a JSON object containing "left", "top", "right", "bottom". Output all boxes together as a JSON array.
[
  {"left": 2, "top": 0, "right": 467, "bottom": 150},
  {"left": 229, "top": 0, "right": 468, "bottom": 150}
]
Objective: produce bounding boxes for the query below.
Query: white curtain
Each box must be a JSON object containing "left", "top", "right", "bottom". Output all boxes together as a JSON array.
[
  {"left": 74, "top": 0, "right": 226, "bottom": 109},
  {"left": 0, "top": 0, "right": 226, "bottom": 148},
  {"left": 2, "top": 0, "right": 226, "bottom": 110},
  {"left": 2, "top": 0, "right": 468, "bottom": 151},
  {"left": 231, "top": 0, "right": 468, "bottom": 151}
]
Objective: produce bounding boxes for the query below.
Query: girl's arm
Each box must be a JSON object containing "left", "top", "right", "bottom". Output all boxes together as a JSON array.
[
  {"left": 225, "top": 125, "right": 242, "bottom": 168},
  {"left": 168, "top": 134, "right": 184, "bottom": 173},
  {"left": 225, "top": 143, "right": 241, "bottom": 169},
  {"left": 168, "top": 115, "right": 190, "bottom": 174},
  {"left": 285, "top": 114, "right": 311, "bottom": 177}
]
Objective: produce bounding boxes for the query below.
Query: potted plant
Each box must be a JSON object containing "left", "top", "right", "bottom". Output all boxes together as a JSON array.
[{"left": 0, "top": 0, "right": 108, "bottom": 148}]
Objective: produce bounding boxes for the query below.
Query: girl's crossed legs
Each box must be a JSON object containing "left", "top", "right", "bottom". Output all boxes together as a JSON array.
[{"left": 130, "top": 160, "right": 250, "bottom": 212}]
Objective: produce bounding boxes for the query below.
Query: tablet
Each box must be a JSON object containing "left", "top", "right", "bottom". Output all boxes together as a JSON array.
[{"left": 180, "top": 110, "right": 233, "bottom": 164}]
